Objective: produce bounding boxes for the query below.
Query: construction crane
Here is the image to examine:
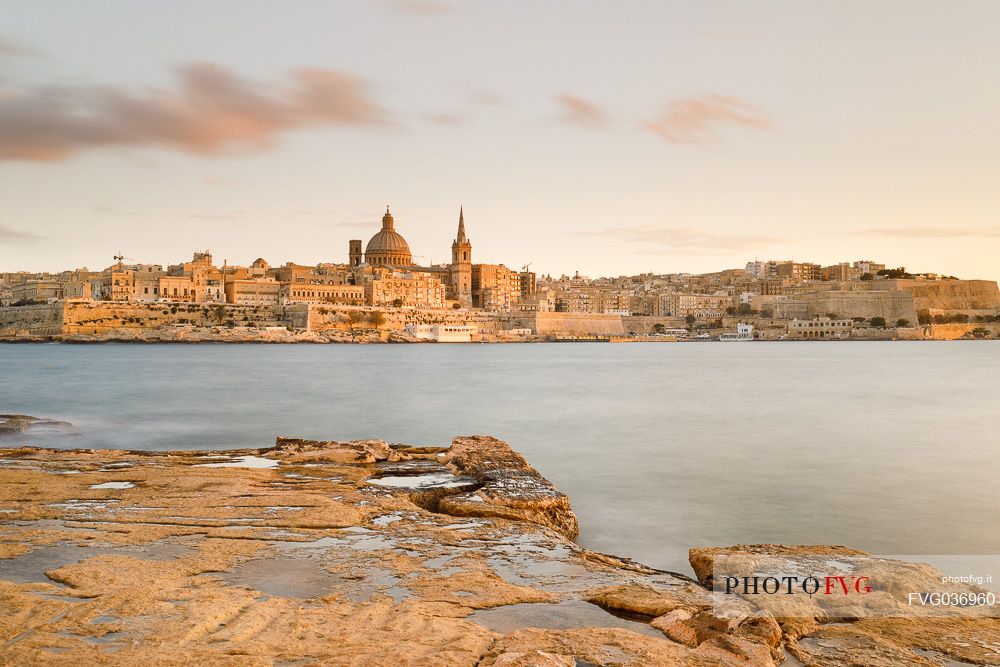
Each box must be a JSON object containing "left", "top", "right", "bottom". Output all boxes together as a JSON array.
[
  {"left": 112, "top": 253, "right": 141, "bottom": 270},
  {"left": 521, "top": 263, "right": 532, "bottom": 273}
]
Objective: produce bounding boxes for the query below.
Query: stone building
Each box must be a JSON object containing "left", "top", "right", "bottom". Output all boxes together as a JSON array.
[
  {"left": 365, "top": 269, "right": 446, "bottom": 309},
  {"left": 351, "top": 206, "right": 480, "bottom": 308},
  {"left": 7, "top": 280, "right": 63, "bottom": 305},
  {"left": 472, "top": 263, "right": 512, "bottom": 311},
  {"left": 450, "top": 208, "right": 473, "bottom": 307},
  {"left": 775, "top": 261, "right": 821, "bottom": 283},
  {"left": 159, "top": 275, "right": 196, "bottom": 302},
  {"left": 364, "top": 207, "right": 413, "bottom": 268},
  {"left": 787, "top": 317, "right": 855, "bottom": 339},
  {"left": 282, "top": 283, "right": 364, "bottom": 306},
  {"left": 225, "top": 278, "right": 280, "bottom": 306}
]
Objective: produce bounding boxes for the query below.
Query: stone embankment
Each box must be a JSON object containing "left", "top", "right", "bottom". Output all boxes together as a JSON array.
[{"left": 0, "top": 430, "right": 997, "bottom": 665}]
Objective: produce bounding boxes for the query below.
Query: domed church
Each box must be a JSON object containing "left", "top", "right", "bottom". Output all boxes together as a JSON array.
[
  {"left": 348, "top": 205, "right": 473, "bottom": 308},
  {"left": 364, "top": 207, "right": 413, "bottom": 267}
]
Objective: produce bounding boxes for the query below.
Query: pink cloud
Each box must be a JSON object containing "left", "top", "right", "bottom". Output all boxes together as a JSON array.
[
  {"left": 555, "top": 94, "right": 608, "bottom": 127},
  {"left": 0, "top": 63, "right": 386, "bottom": 161},
  {"left": 644, "top": 94, "right": 769, "bottom": 143}
]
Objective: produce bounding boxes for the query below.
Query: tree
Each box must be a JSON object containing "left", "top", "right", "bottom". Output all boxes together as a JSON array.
[
  {"left": 896, "top": 319, "right": 911, "bottom": 327},
  {"left": 918, "top": 312, "right": 932, "bottom": 325},
  {"left": 737, "top": 303, "right": 754, "bottom": 316},
  {"left": 825, "top": 313, "right": 838, "bottom": 320},
  {"left": 878, "top": 267, "right": 912, "bottom": 279},
  {"left": 725, "top": 306, "right": 736, "bottom": 316},
  {"left": 392, "top": 298, "right": 404, "bottom": 308},
  {"left": 367, "top": 310, "right": 386, "bottom": 330},
  {"left": 860, "top": 273, "right": 875, "bottom": 281},
  {"left": 685, "top": 314, "right": 696, "bottom": 329},
  {"left": 652, "top": 323, "right": 666, "bottom": 334},
  {"left": 852, "top": 316, "right": 866, "bottom": 323},
  {"left": 870, "top": 316, "right": 887, "bottom": 328},
  {"left": 345, "top": 310, "right": 366, "bottom": 338},
  {"left": 971, "top": 327, "right": 990, "bottom": 339}
]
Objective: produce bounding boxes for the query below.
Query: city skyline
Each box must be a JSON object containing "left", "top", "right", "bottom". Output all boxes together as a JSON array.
[{"left": 2, "top": 1, "right": 999, "bottom": 280}]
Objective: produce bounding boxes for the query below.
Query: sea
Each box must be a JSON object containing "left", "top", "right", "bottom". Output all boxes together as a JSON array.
[{"left": 2, "top": 341, "right": 998, "bottom": 574}]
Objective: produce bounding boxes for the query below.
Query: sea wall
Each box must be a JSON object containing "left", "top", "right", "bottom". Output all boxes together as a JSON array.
[
  {"left": 805, "top": 290, "right": 919, "bottom": 323},
  {"left": 622, "top": 315, "right": 689, "bottom": 334},
  {"left": 0, "top": 301, "right": 65, "bottom": 336},
  {"left": 58, "top": 301, "right": 292, "bottom": 335},
  {"left": 872, "top": 279, "right": 1000, "bottom": 314},
  {"left": 515, "top": 311, "right": 625, "bottom": 336},
  {"left": 305, "top": 305, "right": 502, "bottom": 333}
]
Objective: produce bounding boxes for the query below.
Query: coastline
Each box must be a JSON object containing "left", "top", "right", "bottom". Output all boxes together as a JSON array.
[
  {"left": 1, "top": 425, "right": 998, "bottom": 665},
  {"left": 3, "top": 299, "right": 999, "bottom": 344}
]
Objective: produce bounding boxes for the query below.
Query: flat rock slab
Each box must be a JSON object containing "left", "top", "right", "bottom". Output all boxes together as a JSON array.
[
  {"left": 0, "top": 437, "right": 996, "bottom": 666},
  {"left": 0, "top": 437, "right": 716, "bottom": 666}
]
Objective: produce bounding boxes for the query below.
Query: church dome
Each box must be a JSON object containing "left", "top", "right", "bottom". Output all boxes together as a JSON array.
[{"left": 365, "top": 207, "right": 413, "bottom": 267}]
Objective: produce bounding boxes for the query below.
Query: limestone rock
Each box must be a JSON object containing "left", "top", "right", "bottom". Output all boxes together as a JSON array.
[
  {"left": 0, "top": 414, "right": 74, "bottom": 437},
  {"left": 688, "top": 543, "right": 868, "bottom": 590},
  {"left": 439, "top": 435, "right": 580, "bottom": 539},
  {"left": 650, "top": 608, "right": 698, "bottom": 646},
  {"left": 691, "top": 544, "right": 1000, "bottom": 666},
  {"left": 270, "top": 437, "right": 400, "bottom": 464},
  {"left": 491, "top": 650, "right": 576, "bottom": 667},
  {"left": 585, "top": 583, "right": 713, "bottom": 617}
]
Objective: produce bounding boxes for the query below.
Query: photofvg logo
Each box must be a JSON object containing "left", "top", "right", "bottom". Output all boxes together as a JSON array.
[
  {"left": 710, "top": 553, "right": 1000, "bottom": 620},
  {"left": 723, "top": 574, "right": 871, "bottom": 596}
]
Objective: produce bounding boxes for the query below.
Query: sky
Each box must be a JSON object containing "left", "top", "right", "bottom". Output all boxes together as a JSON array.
[{"left": 1, "top": 0, "right": 998, "bottom": 280}]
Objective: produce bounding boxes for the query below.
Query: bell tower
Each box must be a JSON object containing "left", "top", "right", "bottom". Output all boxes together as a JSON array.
[{"left": 450, "top": 207, "right": 473, "bottom": 308}]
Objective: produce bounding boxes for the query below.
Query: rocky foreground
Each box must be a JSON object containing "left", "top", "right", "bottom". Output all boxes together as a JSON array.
[{"left": 1, "top": 431, "right": 998, "bottom": 666}]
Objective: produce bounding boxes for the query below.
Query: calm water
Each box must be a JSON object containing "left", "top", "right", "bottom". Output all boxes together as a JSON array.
[{"left": 2, "top": 341, "right": 999, "bottom": 573}]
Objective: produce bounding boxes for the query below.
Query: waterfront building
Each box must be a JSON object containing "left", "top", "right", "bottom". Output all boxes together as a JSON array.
[
  {"left": 404, "top": 323, "right": 477, "bottom": 342},
  {"left": 719, "top": 323, "right": 754, "bottom": 341},
  {"left": 786, "top": 317, "right": 854, "bottom": 339}
]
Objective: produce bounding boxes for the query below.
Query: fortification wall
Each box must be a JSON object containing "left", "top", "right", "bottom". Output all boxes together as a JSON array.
[
  {"left": 59, "top": 301, "right": 290, "bottom": 335},
  {"left": 0, "top": 302, "right": 65, "bottom": 336},
  {"left": 805, "top": 291, "right": 919, "bottom": 323},
  {"left": 520, "top": 312, "right": 625, "bottom": 336},
  {"left": 306, "top": 305, "right": 503, "bottom": 333},
  {"left": 622, "top": 315, "right": 688, "bottom": 334},
  {"left": 873, "top": 279, "right": 1000, "bottom": 314}
]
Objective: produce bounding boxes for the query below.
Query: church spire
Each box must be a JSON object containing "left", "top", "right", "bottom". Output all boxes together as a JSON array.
[{"left": 456, "top": 206, "right": 467, "bottom": 243}]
